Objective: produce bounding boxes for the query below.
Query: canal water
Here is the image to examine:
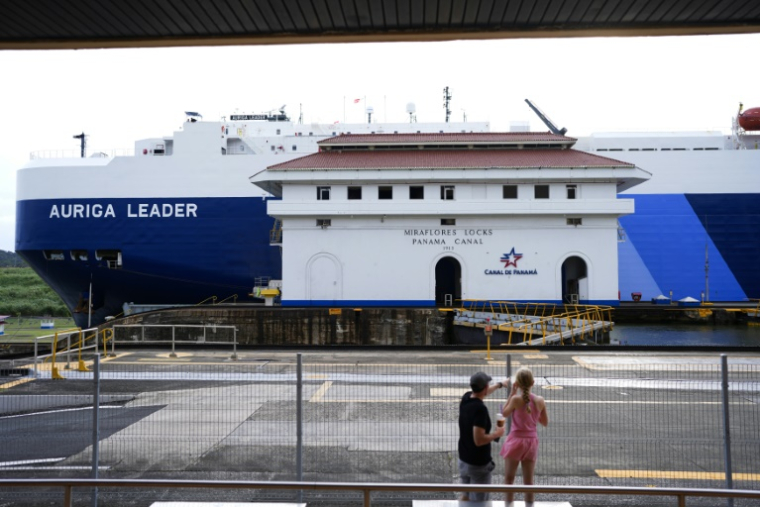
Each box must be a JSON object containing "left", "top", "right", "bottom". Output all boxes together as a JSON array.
[{"left": 610, "top": 323, "right": 760, "bottom": 347}]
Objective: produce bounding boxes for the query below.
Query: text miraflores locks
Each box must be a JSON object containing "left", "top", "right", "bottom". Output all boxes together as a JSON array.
[{"left": 404, "top": 228, "right": 493, "bottom": 246}]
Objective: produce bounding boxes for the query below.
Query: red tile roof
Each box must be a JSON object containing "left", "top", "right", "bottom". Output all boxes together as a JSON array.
[
  {"left": 268, "top": 149, "right": 635, "bottom": 171},
  {"left": 318, "top": 132, "right": 573, "bottom": 145}
]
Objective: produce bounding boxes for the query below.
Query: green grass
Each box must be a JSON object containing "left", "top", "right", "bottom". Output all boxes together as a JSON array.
[
  {"left": 0, "top": 267, "right": 70, "bottom": 318},
  {"left": 1, "top": 317, "right": 78, "bottom": 343}
]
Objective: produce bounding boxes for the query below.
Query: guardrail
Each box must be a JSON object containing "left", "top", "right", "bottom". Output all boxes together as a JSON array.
[
  {"left": 111, "top": 324, "right": 239, "bottom": 359},
  {"left": 31, "top": 326, "right": 106, "bottom": 378},
  {"left": 1, "top": 478, "right": 759, "bottom": 507}
]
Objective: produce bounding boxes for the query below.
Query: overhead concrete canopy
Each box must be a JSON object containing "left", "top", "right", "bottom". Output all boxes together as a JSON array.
[{"left": 2, "top": 0, "right": 760, "bottom": 50}]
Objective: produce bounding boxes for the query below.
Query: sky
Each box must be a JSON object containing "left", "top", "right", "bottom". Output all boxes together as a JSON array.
[{"left": 1, "top": 33, "right": 759, "bottom": 252}]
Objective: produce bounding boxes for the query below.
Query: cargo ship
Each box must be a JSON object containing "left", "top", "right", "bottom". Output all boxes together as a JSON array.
[{"left": 14, "top": 105, "right": 760, "bottom": 327}]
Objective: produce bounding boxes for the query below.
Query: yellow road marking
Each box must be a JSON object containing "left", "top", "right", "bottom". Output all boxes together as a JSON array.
[
  {"left": 309, "top": 381, "right": 333, "bottom": 403},
  {"left": 0, "top": 378, "right": 34, "bottom": 390},
  {"left": 597, "top": 469, "right": 760, "bottom": 481}
]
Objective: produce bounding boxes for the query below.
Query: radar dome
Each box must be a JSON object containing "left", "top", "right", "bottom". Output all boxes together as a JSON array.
[{"left": 406, "top": 103, "right": 416, "bottom": 114}]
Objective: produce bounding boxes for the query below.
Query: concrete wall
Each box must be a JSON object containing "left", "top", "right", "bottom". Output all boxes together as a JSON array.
[{"left": 111, "top": 307, "right": 454, "bottom": 347}]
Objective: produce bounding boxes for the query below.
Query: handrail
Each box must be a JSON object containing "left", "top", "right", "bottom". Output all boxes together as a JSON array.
[
  {"left": 1, "top": 478, "right": 759, "bottom": 507},
  {"left": 195, "top": 296, "right": 217, "bottom": 306},
  {"left": 216, "top": 294, "right": 238, "bottom": 305}
]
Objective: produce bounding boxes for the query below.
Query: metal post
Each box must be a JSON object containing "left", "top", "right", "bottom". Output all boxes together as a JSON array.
[
  {"left": 34, "top": 339, "right": 38, "bottom": 378},
  {"left": 170, "top": 326, "right": 177, "bottom": 358},
  {"left": 88, "top": 281, "right": 93, "bottom": 328},
  {"left": 66, "top": 334, "right": 71, "bottom": 370},
  {"left": 231, "top": 327, "right": 238, "bottom": 360},
  {"left": 720, "top": 354, "right": 734, "bottom": 507},
  {"left": 91, "top": 355, "right": 100, "bottom": 507},
  {"left": 506, "top": 354, "right": 512, "bottom": 434},
  {"left": 296, "top": 353, "right": 303, "bottom": 503}
]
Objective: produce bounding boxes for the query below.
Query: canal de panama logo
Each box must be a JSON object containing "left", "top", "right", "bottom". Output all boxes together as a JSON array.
[
  {"left": 500, "top": 247, "right": 523, "bottom": 268},
  {"left": 485, "top": 247, "right": 537, "bottom": 276}
]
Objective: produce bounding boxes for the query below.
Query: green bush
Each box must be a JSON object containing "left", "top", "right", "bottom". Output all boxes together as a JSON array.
[{"left": 0, "top": 267, "right": 70, "bottom": 317}]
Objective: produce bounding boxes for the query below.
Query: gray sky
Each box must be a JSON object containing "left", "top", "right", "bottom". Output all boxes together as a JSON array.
[{"left": 1, "top": 34, "right": 759, "bottom": 252}]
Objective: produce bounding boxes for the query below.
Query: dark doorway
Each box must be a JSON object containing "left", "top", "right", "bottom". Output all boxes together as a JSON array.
[
  {"left": 435, "top": 257, "right": 461, "bottom": 306},
  {"left": 561, "top": 256, "right": 588, "bottom": 304}
]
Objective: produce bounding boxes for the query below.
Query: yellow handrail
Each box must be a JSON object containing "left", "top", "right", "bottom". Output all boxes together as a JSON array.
[
  {"left": 216, "top": 294, "right": 238, "bottom": 305},
  {"left": 196, "top": 296, "right": 217, "bottom": 306}
]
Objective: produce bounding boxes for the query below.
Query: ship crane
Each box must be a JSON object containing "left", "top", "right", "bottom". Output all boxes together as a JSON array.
[{"left": 524, "top": 99, "right": 567, "bottom": 135}]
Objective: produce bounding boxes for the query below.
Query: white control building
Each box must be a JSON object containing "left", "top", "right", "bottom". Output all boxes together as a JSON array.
[{"left": 250, "top": 132, "right": 650, "bottom": 307}]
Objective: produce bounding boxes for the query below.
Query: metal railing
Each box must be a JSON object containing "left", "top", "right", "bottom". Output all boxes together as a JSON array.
[
  {"left": 2, "top": 352, "right": 758, "bottom": 505},
  {"left": 456, "top": 301, "right": 614, "bottom": 345},
  {"left": 111, "top": 324, "right": 239, "bottom": 358},
  {"left": 2, "top": 478, "right": 760, "bottom": 507},
  {"left": 29, "top": 148, "right": 134, "bottom": 159},
  {"left": 31, "top": 326, "right": 107, "bottom": 378}
]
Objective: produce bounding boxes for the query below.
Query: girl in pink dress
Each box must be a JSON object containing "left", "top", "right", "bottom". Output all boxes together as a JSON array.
[{"left": 500, "top": 368, "right": 549, "bottom": 506}]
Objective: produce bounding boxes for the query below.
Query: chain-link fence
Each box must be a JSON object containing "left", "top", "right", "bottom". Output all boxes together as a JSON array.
[{"left": 0, "top": 351, "right": 758, "bottom": 506}]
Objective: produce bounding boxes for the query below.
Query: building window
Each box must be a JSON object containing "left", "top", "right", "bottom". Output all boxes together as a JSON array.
[
  {"left": 270, "top": 145, "right": 275, "bottom": 151},
  {"left": 276, "top": 129, "right": 281, "bottom": 135},
  {"left": 534, "top": 185, "right": 550, "bottom": 199},
  {"left": 441, "top": 185, "right": 455, "bottom": 200},
  {"left": 567, "top": 218, "right": 582, "bottom": 226},
  {"left": 503, "top": 185, "right": 518, "bottom": 199},
  {"left": 292, "top": 145, "right": 297, "bottom": 151},
  {"left": 348, "top": 186, "right": 362, "bottom": 200},
  {"left": 317, "top": 186, "right": 331, "bottom": 200},
  {"left": 441, "top": 218, "right": 456, "bottom": 226},
  {"left": 410, "top": 186, "right": 424, "bottom": 199},
  {"left": 566, "top": 185, "right": 577, "bottom": 199},
  {"left": 378, "top": 186, "right": 393, "bottom": 200},
  {"left": 317, "top": 219, "right": 331, "bottom": 228}
]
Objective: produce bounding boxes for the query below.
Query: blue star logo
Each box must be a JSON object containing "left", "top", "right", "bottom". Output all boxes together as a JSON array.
[{"left": 500, "top": 247, "right": 523, "bottom": 268}]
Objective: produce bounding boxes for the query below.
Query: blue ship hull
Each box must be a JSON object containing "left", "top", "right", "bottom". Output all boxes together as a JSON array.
[
  {"left": 619, "top": 193, "right": 760, "bottom": 302},
  {"left": 16, "top": 196, "right": 282, "bottom": 327}
]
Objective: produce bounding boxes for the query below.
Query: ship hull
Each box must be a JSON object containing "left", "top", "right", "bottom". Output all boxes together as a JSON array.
[{"left": 16, "top": 196, "right": 281, "bottom": 327}]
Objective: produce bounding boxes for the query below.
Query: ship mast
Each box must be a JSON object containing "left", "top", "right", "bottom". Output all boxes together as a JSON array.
[
  {"left": 73, "top": 132, "right": 86, "bottom": 158},
  {"left": 443, "top": 86, "right": 451, "bottom": 123}
]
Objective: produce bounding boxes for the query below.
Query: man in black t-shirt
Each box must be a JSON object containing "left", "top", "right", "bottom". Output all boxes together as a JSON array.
[{"left": 458, "top": 371, "right": 506, "bottom": 501}]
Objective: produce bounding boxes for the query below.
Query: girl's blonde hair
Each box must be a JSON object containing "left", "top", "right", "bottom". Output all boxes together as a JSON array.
[{"left": 515, "top": 368, "right": 535, "bottom": 413}]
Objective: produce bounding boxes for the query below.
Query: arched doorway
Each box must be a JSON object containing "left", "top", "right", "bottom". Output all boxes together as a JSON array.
[
  {"left": 561, "top": 256, "right": 588, "bottom": 304},
  {"left": 435, "top": 257, "right": 461, "bottom": 306},
  {"left": 308, "top": 254, "right": 341, "bottom": 304}
]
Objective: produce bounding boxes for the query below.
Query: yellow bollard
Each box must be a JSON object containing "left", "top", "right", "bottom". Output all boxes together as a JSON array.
[
  {"left": 51, "top": 331, "right": 65, "bottom": 379},
  {"left": 77, "top": 330, "right": 90, "bottom": 372}
]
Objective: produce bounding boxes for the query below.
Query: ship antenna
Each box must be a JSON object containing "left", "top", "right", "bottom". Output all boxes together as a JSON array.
[
  {"left": 443, "top": 86, "right": 452, "bottom": 123},
  {"left": 299, "top": 103, "right": 303, "bottom": 125},
  {"left": 72, "top": 132, "right": 86, "bottom": 158}
]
